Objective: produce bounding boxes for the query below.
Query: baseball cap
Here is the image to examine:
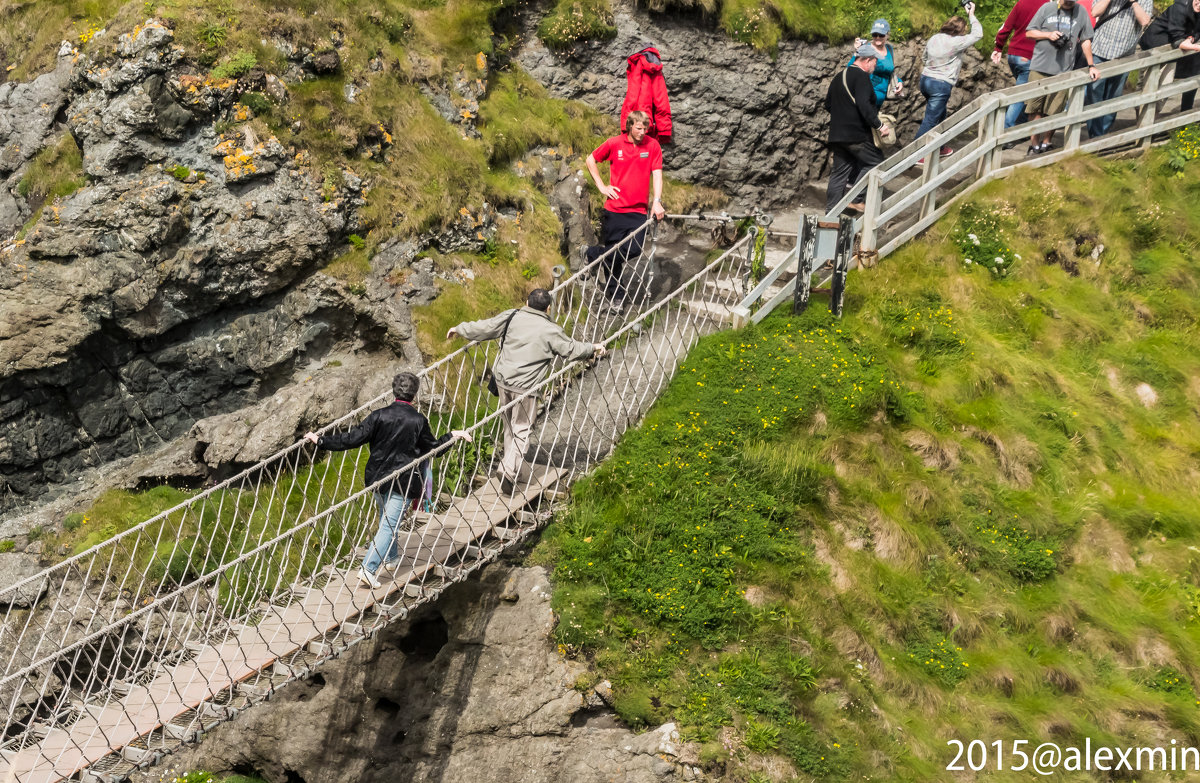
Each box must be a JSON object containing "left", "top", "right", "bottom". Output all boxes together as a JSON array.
[
  {"left": 870, "top": 18, "right": 891, "bottom": 35},
  {"left": 855, "top": 43, "right": 880, "bottom": 60}
]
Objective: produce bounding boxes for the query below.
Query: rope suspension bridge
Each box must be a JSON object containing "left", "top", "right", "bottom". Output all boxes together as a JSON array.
[
  {"left": 0, "top": 218, "right": 776, "bottom": 783},
  {"left": 1, "top": 42, "right": 1198, "bottom": 783}
]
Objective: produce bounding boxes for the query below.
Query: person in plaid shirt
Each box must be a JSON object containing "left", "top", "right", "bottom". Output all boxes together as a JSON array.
[{"left": 1086, "top": 0, "right": 1154, "bottom": 136}]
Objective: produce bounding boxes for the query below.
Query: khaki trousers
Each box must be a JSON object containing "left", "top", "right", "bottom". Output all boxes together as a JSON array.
[{"left": 497, "top": 384, "right": 538, "bottom": 482}]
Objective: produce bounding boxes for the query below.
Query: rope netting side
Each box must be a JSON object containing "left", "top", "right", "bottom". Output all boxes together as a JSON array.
[
  {"left": 0, "top": 232, "right": 753, "bottom": 782},
  {"left": 0, "top": 220, "right": 711, "bottom": 775}
]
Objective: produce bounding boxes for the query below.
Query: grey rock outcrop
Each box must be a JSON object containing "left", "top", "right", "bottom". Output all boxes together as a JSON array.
[
  {"left": 0, "top": 553, "right": 48, "bottom": 608},
  {"left": 0, "top": 43, "right": 76, "bottom": 235},
  {"left": 0, "top": 23, "right": 430, "bottom": 516},
  {"left": 517, "top": 4, "right": 1010, "bottom": 208},
  {"left": 67, "top": 24, "right": 193, "bottom": 178},
  {"left": 129, "top": 565, "right": 702, "bottom": 783},
  {"left": 189, "top": 354, "right": 397, "bottom": 468}
]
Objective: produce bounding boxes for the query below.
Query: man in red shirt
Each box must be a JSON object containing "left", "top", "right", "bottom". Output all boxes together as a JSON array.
[{"left": 583, "top": 110, "right": 666, "bottom": 303}]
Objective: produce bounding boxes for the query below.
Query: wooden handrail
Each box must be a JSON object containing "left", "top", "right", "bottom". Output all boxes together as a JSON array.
[
  {"left": 736, "top": 44, "right": 1200, "bottom": 327},
  {"left": 828, "top": 44, "right": 1196, "bottom": 221},
  {"left": 855, "top": 46, "right": 1200, "bottom": 253}
]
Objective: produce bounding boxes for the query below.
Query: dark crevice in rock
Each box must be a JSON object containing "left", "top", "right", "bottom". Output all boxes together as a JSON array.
[
  {"left": 293, "top": 673, "right": 326, "bottom": 703},
  {"left": 569, "top": 706, "right": 621, "bottom": 729},
  {"left": 374, "top": 696, "right": 402, "bottom": 717},
  {"left": 396, "top": 614, "right": 449, "bottom": 661},
  {"left": 231, "top": 763, "right": 269, "bottom": 780}
]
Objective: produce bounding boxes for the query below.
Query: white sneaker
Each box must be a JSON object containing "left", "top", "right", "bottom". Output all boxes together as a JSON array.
[{"left": 357, "top": 567, "right": 381, "bottom": 589}]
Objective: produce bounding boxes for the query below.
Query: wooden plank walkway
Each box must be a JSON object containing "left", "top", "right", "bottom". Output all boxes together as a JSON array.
[{"left": 0, "top": 467, "right": 563, "bottom": 783}]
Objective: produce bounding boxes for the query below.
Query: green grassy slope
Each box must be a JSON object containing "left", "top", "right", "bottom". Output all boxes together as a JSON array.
[{"left": 534, "top": 141, "right": 1200, "bottom": 781}]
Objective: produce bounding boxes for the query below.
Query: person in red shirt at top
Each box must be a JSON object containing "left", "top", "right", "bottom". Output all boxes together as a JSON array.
[{"left": 583, "top": 110, "right": 666, "bottom": 304}]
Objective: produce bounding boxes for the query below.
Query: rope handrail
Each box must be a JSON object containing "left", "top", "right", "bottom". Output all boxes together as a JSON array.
[
  {"left": 0, "top": 219, "right": 655, "bottom": 603},
  {"left": 0, "top": 217, "right": 755, "bottom": 783},
  {"left": 0, "top": 217, "right": 659, "bottom": 717},
  {"left": 0, "top": 230, "right": 750, "bottom": 691}
]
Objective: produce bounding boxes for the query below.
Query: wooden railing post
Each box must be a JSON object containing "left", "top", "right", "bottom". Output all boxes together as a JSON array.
[
  {"left": 920, "top": 146, "right": 941, "bottom": 220},
  {"left": 860, "top": 171, "right": 882, "bottom": 253},
  {"left": 792, "top": 214, "right": 820, "bottom": 314},
  {"left": 1064, "top": 82, "right": 1086, "bottom": 151},
  {"left": 988, "top": 104, "right": 1006, "bottom": 173},
  {"left": 974, "top": 114, "right": 990, "bottom": 179},
  {"left": 1139, "top": 62, "right": 1166, "bottom": 149},
  {"left": 830, "top": 216, "right": 853, "bottom": 318}
]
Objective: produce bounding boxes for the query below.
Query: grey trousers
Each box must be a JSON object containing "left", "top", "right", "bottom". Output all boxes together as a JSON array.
[{"left": 497, "top": 384, "right": 539, "bottom": 482}]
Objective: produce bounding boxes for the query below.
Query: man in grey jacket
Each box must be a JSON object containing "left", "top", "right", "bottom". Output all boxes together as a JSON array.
[{"left": 447, "top": 289, "right": 606, "bottom": 494}]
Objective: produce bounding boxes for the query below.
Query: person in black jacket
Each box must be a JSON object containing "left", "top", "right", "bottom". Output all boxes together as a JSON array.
[
  {"left": 825, "top": 44, "right": 894, "bottom": 214},
  {"left": 1141, "top": 0, "right": 1200, "bottom": 111},
  {"left": 304, "top": 372, "right": 471, "bottom": 589}
]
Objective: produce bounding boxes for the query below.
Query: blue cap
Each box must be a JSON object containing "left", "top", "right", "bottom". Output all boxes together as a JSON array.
[{"left": 870, "top": 18, "right": 891, "bottom": 35}]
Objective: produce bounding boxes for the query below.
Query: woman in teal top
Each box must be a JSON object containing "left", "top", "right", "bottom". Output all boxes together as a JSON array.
[{"left": 848, "top": 18, "right": 904, "bottom": 107}]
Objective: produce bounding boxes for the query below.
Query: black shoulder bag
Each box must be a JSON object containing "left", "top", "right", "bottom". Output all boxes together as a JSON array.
[{"left": 485, "top": 309, "right": 520, "bottom": 396}]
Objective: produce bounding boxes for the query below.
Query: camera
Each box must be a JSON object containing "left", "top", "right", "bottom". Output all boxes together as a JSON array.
[{"left": 1050, "top": 32, "right": 1075, "bottom": 49}]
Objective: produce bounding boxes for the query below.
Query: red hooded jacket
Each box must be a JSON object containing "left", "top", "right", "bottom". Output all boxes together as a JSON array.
[{"left": 620, "top": 47, "right": 673, "bottom": 144}]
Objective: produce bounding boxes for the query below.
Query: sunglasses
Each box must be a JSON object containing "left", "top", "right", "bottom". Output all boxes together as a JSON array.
[{"left": 872, "top": 32, "right": 887, "bottom": 37}]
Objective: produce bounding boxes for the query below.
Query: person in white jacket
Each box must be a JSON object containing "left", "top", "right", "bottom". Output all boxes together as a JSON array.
[
  {"left": 447, "top": 289, "right": 606, "bottom": 495},
  {"left": 915, "top": 3, "right": 984, "bottom": 151}
]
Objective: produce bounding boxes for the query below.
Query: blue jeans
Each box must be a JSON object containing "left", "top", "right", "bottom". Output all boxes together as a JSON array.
[
  {"left": 363, "top": 490, "right": 409, "bottom": 574},
  {"left": 916, "top": 76, "right": 955, "bottom": 139},
  {"left": 1085, "top": 55, "right": 1124, "bottom": 137},
  {"left": 1005, "top": 55, "right": 1032, "bottom": 128}
]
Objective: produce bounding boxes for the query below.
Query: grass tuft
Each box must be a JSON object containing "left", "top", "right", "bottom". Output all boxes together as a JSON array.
[
  {"left": 478, "top": 68, "right": 608, "bottom": 164},
  {"left": 17, "top": 134, "right": 86, "bottom": 206},
  {"left": 537, "top": 0, "right": 617, "bottom": 48}
]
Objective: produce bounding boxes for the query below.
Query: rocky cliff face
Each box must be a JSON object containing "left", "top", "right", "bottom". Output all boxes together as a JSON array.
[
  {"left": 517, "top": 4, "right": 1010, "bottom": 208},
  {"left": 129, "top": 564, "right": 704, "bottom": 783},
  {"left": 0, "top": 25, "right": 428, "bottom": 517}
]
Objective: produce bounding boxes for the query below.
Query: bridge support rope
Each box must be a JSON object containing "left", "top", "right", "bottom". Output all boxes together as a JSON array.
[{"left": 0, "top": 222, "right": 756, "bottom": 783}]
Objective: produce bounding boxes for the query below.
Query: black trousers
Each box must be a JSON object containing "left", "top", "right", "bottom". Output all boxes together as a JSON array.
[
  {"left": 825, "top": 141, "right": 885, "bottom": 214},
  {"left": 585, "top": 210, "right": 648, "bottom": 300},
  {"left": 1179, "top": 53, "right": 1200, "bottom": 112}
]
